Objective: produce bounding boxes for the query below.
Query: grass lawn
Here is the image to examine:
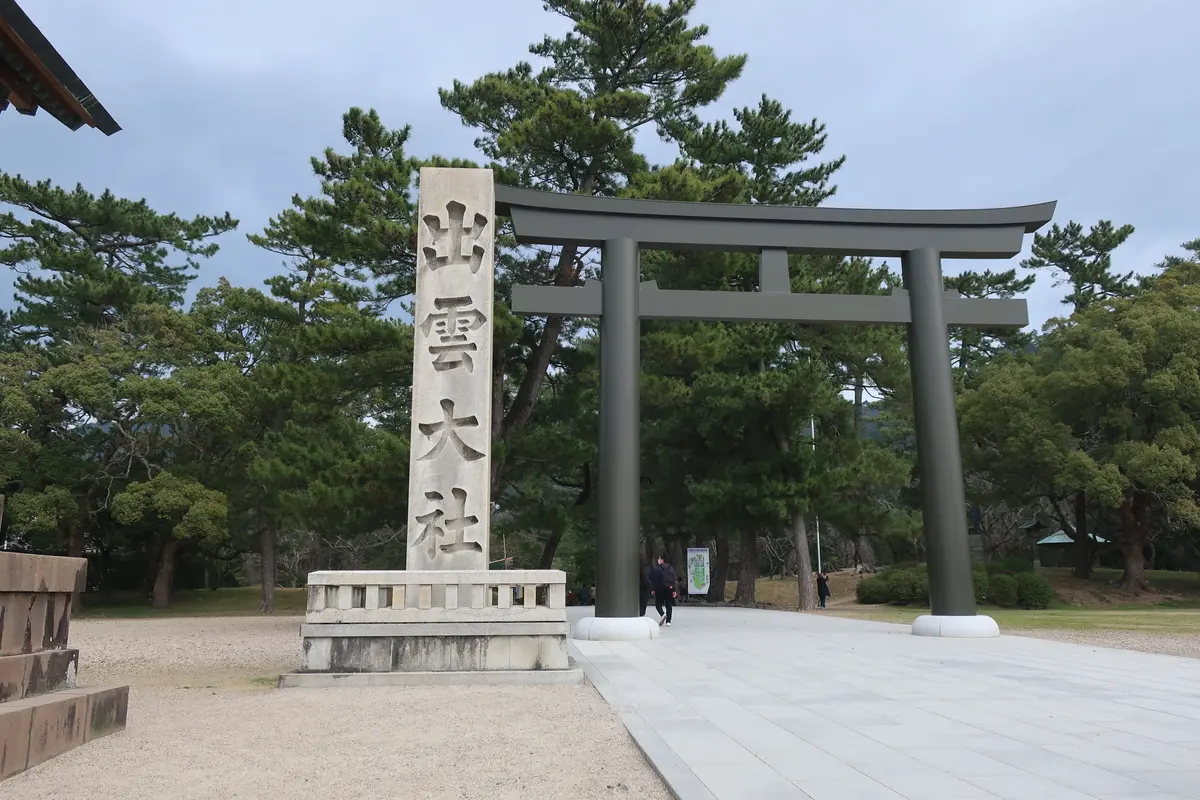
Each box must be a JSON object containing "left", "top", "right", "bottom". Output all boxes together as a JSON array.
[
  {"left": 734, "top": 571, "right": 1200, "bottom": 634},
  {"left": 824, "top": 605, "right": 1200, "bottom": 633},
  {"left": 1042, "top": 567, "right": 1200, "bottom": 606},
  {"left": 1084, "top": 566, "right": 1200, "bottom": 591},
  {"left": 726, "top": 572, "right": 862, "bottom": 609},
  {"left": 77, "top": 586, "right": 307, "bottom": 618}
]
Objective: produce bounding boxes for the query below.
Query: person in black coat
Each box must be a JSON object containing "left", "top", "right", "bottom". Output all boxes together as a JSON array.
[
  {"left": 816, "top": 572, "right": 830, "bottom": 609},
  {"left": 652, "top": 555, "right": 677, "bottom": 626}
]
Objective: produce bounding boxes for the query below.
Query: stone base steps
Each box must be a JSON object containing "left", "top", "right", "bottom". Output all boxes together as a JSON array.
[
  {"left": 0, "top": 684, "right": 129, "bottom": 781},
  {"left": 0, "top": 649, "right": 80, "bottom": 703},
  {"left": 278, "top": 667, "right": 585, "bottom": 688}
]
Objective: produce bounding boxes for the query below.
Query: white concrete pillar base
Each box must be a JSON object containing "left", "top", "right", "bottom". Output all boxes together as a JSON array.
[
  {"left": 911, "top": 614, "right": 1000, "bottom": 638},
  {"left": 572, "top": 616, "right": 661, "bottom": 641}
]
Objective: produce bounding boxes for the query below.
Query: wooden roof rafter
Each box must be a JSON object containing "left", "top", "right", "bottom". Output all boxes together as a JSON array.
[{"left": 0, "top": 0, "right": 120, "bottom": 135}]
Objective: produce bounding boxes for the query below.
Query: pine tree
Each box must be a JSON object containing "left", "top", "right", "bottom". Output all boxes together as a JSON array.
[
  {"left": 944, "top": 268, "right": 1036, "bottom": 385},
  {"left": 1021, "top": 219, "right": 1137, "bottom": 313},
  {"left": 231, "top": 122, "right": 417, "bottom": 610},
  {"left": 0, "top": 172, "right": 235, "bottom": 598},
  {"left": 0, "top": 174, "right": 235, "bottom": 343},
  {"left": 439, "top": 0, "right": 747, "bottom": 499},
  {"left": 1018, "top": 219, "right": 1136, "bottom": 577}
]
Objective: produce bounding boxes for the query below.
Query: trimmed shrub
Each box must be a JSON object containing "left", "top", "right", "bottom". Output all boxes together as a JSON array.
[
  {"left": 856, "top": 576, "right": 891, "bottom": 605},
  {"left": 884, "top": 568, "right": 929, "bottom": 606},
  {"left": 972, "top": 566, "right": 990, "bottom": 605},
  {"left": 989, "top": 574, "right": 1019, "bottom": 608},
  {"left": 1000, "top": 555, "right": 1035, "bottom": 574},
  {"left": 1015, "top": 571, "right": 1055, "bottom": 609},
  {"left": 987, "top": 555, "right": 1036, "bottom": 577}
]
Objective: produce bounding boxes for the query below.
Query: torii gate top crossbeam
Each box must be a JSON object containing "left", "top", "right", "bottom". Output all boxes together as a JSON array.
[{"left": 496, "top": 185, "right": 1056, "bottom": 259}]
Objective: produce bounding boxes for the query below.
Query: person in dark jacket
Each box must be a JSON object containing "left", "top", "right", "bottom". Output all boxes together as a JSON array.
[
  {"left": 652, "top": 555, "right": 677, "bottom": 626},
  {"left": 816, "top": 572, "right": 830, "bottom": 609},
  {"left": 639, "top": 563, "right": 653, "bottom": 617}
]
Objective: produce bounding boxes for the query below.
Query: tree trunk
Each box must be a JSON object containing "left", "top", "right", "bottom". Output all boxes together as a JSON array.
[
  {"left": 492, "top": 242, "right": 596, "bottom": 498},
  {"left": 144, "top": 541, "right": 161, "bottom": 597},
  {"left": 312, "top": 531, "right": 324, "bottom": 572},
  {"left": 488, "top": 348, "right": 509, "bottom": 500},
  {"left": 152, "top": 537, "right": 178, "bottom": 609},
  {"left": 855, "top": 527, "right": 877, "bottom": 569},
  {"left": 537, "top": 526, "right": 565, "bottom": 569},
  {"left": 957, "top": 329, "right": 971, "bottom": 372},
  {"left": 1117, "top": 492, "right": 1150, "bottom": 593},
  {"left": 708, "top": 534, "right": 729, "bottom": 603},
  {"left": 259, "top": 527, "right": 277, "bottom": 613},
  {"left": 793, "top": 511, "right": 816, "bottom": 611},
  {"left": 853, "top": 376, "right": 865, "bottom": 430},
  {"left": 763, "top": 390, "right": 816, "bottom": 604},
  {"left": 0, "top": 492, "right": 5, "bottom": 531},
  {"left": 671, "top": 538, "right": 685, "bottom": 583},
  {"left": 1071, "top": 489, "right": 1093, "bottom": 579},
  {"left": 66, "top": 524, "right": 84, "bottom": 558},
  {"left": 1118, "top": 535, "right": 1147, "bottom": 593},
  {"left": 489, "top": 173, "right": 600, "bottom": 499},
  {"left": 733, "top": 529, "right": 758, "bottom": 606}
]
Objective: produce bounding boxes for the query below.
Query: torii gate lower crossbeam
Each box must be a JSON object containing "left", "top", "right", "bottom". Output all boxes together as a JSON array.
[{"left": 497, "top": 185, "right": 1055, "bottom": 640}]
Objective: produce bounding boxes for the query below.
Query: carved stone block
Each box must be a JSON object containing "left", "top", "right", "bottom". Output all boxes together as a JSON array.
[{"left": 407, "top": 168, "right": 496, "bottom": 571}]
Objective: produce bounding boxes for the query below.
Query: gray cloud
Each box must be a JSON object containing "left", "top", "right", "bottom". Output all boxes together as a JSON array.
[{"left": 4, "top": 0, "right": 1197, "bottom": 329}]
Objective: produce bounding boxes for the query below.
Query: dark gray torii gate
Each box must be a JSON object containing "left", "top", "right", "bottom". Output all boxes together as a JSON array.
[{"left": 496, "top": 185, "right": 1055, "bottom": 636}]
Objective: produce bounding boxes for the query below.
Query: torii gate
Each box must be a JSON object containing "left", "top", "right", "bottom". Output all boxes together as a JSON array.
[{"left": 497, "top": 186, "right": 1055, "bottom": 640}]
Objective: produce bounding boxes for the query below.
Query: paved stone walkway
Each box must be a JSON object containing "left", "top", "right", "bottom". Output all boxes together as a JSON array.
[{"left": 567, "top": 605, "right": 1200, "bottom": 800}]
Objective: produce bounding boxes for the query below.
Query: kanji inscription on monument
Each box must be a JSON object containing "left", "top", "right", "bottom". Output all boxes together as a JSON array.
[{"left": 407, "top": 168, "right": 495, "bottom": 570}]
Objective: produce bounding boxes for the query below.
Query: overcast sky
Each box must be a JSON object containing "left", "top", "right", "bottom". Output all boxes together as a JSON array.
[{"left": 4, "top": 0, "right": 1196, "bottom": 329}]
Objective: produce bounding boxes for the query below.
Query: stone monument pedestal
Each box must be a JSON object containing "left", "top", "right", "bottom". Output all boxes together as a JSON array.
[
  {"left": 279, "top": 569, "right": 583, "bottom": 687},
  {"left": 0, "top": 553, "right": 128, "bottom": 782}
]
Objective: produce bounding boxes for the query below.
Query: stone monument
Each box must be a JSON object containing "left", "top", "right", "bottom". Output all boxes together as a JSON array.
[
  {"left": 406, "top": 168, "right": 495, "bottom": 574},
  {"left": 282, "top": 168, "right": 578, "bottom": 686},
  {"left": 0, "top": 552, "right": 128, "bottom": 781}
]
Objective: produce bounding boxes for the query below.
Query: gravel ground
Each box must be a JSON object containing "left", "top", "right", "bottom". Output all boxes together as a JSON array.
[
  {"left": 6, "top": 617, "right": 670, "bottom": 800},
  {"left": 1012, "top": 628, "right": 1200, "bottom": 659}
]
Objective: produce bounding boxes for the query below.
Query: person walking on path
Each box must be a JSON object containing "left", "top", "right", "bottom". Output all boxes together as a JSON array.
[
  {"left": 653, "top": 556, "right": 677, "bottom": 626},
  {"left": 816, "top": 572, "right": 830, "bottom": 609},
  {"left": 639, "top": 563, "right": 653, "bottom": 617}
]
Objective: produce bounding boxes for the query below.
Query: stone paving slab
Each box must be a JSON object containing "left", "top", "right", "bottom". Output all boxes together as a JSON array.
[{"left": 567, "top": 606, "right": 1200, "bottom": 800}]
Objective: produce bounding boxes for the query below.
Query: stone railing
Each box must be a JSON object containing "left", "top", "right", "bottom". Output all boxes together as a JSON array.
[
  {"left": 292, "top": 569, "right": 573, "bottom": 679},
  {"left": 304, "top": 569, "right": 567, "bottom": 624},
  {"left": 0, "top": 552, "right": 128, "bottom": 781}
]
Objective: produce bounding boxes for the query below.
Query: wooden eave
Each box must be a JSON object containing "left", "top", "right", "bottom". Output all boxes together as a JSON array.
[{"left": 0, "top": 0, "right": 120, "bottom": 135}]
